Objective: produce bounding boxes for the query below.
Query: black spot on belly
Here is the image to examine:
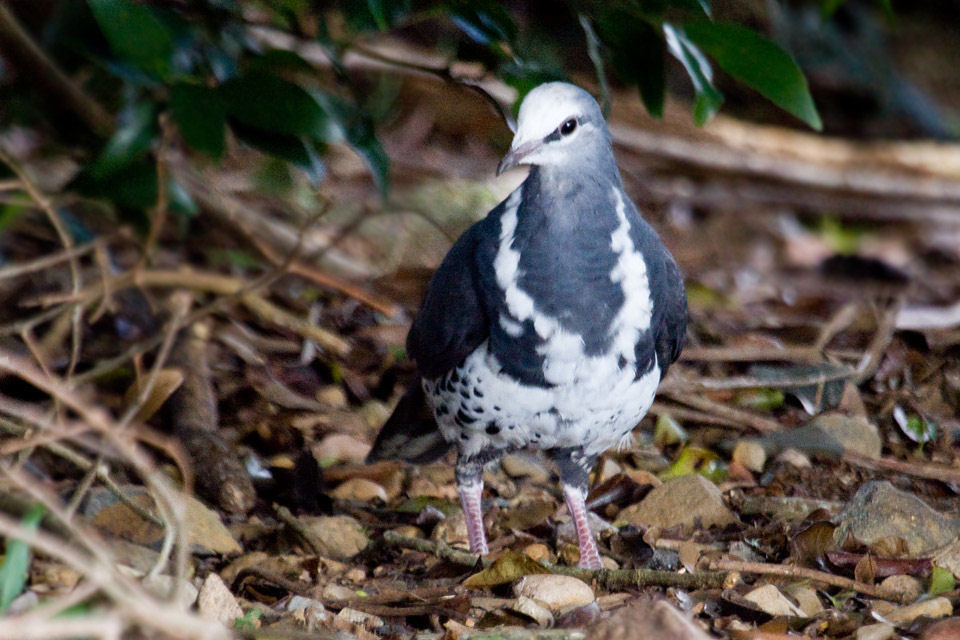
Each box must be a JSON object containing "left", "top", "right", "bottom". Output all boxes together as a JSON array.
[
  {"left": 459, "top": 388, "right": 470, "bottom": 399},
  {"left": 493, "top": 405, "right": 501, "bottom": 411},
  {"left": 455, "top": 409, "right": 476, "bottom": 425},
  {"left": 450, "top": 371, "right": 460, "bottom": 383},
  {"left": 485, "top": 424, "right": 500, "bottom": 435},
  {"left": 474, "top": 389, "right": 484, "bottom": 398},
  {"left": 436, "top": 404, "right": 450, "bottom": 416},
  {"left": 618, "top": 355, "right": 627, "bottom": 369},
  {"left": 460, "top": 433, "right": 469, "bottom": 441}
]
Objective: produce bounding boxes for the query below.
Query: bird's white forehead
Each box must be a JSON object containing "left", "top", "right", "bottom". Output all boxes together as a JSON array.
[{"left": 513, "top": 82, "right": 601, "bottom": 146}]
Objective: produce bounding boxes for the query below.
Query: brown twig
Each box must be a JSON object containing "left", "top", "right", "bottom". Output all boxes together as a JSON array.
[
  {"left": 0, "top": 144, "right": 85, "bottom": 381},
  {"left": 381, "top": 528, "right": 488, "bottom": 568},
  {"left": 32, "top": 267, "right": 351, "bottom": 356},
  {"left": 707, "top": 558, "right": 899, "bottom": 601},
  {"left": 658, "top": 388, "right": 782, "bottom": 433},
  {"left": 380, "top": 530, "right": 730, "bottom": 591},
  {"left": 842, "top": 451, "right": 960, "bottom": 485}
]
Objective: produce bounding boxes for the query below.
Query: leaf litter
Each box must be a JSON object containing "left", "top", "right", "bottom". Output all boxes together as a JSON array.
[{"left": 1, "top": 83, "right": 960, "bottom": 639}]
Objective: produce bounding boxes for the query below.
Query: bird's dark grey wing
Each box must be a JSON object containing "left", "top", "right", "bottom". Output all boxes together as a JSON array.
[
  {"left": 407, "top": 217, "right": 498, "bottom": 380},
  {"left": 632, "top": 217, "right": 688, "bottom": 376}
]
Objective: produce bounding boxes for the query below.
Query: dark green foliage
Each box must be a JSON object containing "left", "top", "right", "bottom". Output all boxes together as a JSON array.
[
  {"left": 170, "top": 84, "right": 226, "bottom": 158},
  {"left": 88, "top": 0, "right": 174, "bottom": 79},
  {"left": 0, "top": 0, "right": 827, "bottom": 223}
]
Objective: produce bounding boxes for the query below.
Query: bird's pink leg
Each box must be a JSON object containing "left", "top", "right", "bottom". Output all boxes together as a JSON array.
[
  {"left": 459, "top": 479, "right": 489, "bottom": 555},
  {"left": 563, "top": 484, "right": 602, "bottom": 570}
]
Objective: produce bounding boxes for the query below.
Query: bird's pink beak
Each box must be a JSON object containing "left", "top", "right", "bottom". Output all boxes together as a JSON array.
[{"left": 497, "top": 139, "right": 541, "bottom": 175}]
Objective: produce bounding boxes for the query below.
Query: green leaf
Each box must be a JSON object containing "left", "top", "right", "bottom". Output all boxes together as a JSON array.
[
  {"left": 595, "top": 12, "right": 666, "bottom": 118},
  {"left": 88, "top": 0, "right": 174, "bottom": 78},
  {"left": 819, "top": 0, "right": 847, "bottom": 18},
  {"left": 681, "top": 21, "right": 823, "bottom": 130},
  {"left": 668, "top": 0, "right": 712, "bottom": 18},
  {"left": 0, "top": 504, "right": 44, "bottom": 614},
  {"left": 659, "top": 445, "right": 720, "bottom": 481},
  {"left": 930, "top": 565, "right": 955, "bottom": 596},
  {"left": 448, "top": 2, "right": 517, "bottom": 48},
  {"left": 366, "top": 0, "right": 390, "bottom": 30},
  {"left": 892, "top": 405, "right": 937, "bottom": 444},
  {"left": 734, "top": 388, "right": 785, "bottom": 410},
  {"left": 220, "top": 72, "right": 330, "bottom": 139},
  {"left": 663, "top": 23, "right": 723, "bottom": 125},
  {"left": 170, "top": 84, "right": 226, "bottom": 158},
  {"left": 231, "top": 125, "right": 327, "bottom": 186},
  {"left": 312, "top": 92, "right": 389, "bottom": 194},
  {"left": 74, "top": 159, "right": 196, "bottom": 220},
  {"left": 89, "top": 101, "right": 157, "bottom": 179}
]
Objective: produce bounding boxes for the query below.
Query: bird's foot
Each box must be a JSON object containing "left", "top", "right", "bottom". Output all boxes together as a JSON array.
[
  {"left": 563, "top": 484, "right": 603, "bottom": 570},
  {"left": 459, "top": 479, "right": 489, "bottom": 556}
]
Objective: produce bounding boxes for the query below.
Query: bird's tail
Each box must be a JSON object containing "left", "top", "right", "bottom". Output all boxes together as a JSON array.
[{"left": 366, "top": 377, "right": 451, "bottom": 465}]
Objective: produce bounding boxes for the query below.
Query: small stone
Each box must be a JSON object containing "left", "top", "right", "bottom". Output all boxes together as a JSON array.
[
  {"left": 313, "top": 433, "right": 371, "bottom": 464},
  {"left": 390, "top": 525, "right": 424, "bottom": 539},
  {"left": 322, "top": 583, "right": 358, "bottom": 602},
  {"left": 512, "top": 595, "right": 554, "bottom": 627},
  {"left": 783, "top": 584, "right": 823, "bottom": 616},
  {"left": 357, "top": 401, "right": 390, "bottom": 430},
  {"left": 880, "top": 574, "right": 923, "bottom": 602},
  {"left": 810, "top": 413, "right": 882, "bottom": 458},
  {"left": 523, "top": 543, "right": 554, "bottom": 564},
  {"left": 32, "top": 561, "right": 82, "bottom": 593},
  {"left": 287, "top": 595, "right": 328, "bottom": 626},
  {"left": 513, "top": 574, "right": 594, "bottom": 611},
  {"left": 884, "top": 597, "right": 953, "bottom": 625},
  {"left": 775, "top": 448, "right": 811, "bottom": 468},
  {"left": 743, "top": 584, "right": 805, "bottom": 617},
  {"left": 141, "top": 574, "right": 199, "bottom": 610},
  {"left": 856, "top": 623, "right": 896, "bottom": 640},
  {"left": 921, "top": 617, "right": 960, "bottom": 640},
  {"left": 184, "top": 495, "right": 242, "bottom": 555},
  {"left": 315, "top": 385, "right": 348, "bottom": 409},
  {"left": 297, "top": 515, "right": 369, "bottom": 560},
  {"left": 501, "top": 454, "right": 550, "bottom": 483},
  {"left": 597, "top": 458, "right": 622, "bottom": 483},
  {"left": 330, "top": 478, "right": 388, "bottom": 502},
  {"left": 589, "top": 599, "right": 714, "bottom": 640},
  {"left": 111, "top": 540, "right": 161, "bottom": 574},
  {"left": 197, "top": 573, "right": 243, "bottom": 625},
  {"left": 835, "top": 481, "right": 960, "bottom": 556},
  {"left": 732, "top": 440, "right": 766, "bottom": 472},
  {"left": 619, "top": 474, "right": 737, "bottom": 534},
  {"left": 220, "top": 552, "right": 269, "bottom": 584},
  {"left": 335, "top": 607, "right": 384, "bottom": 629},
  {"left": 344, "top": 567, "right": 366, "bottom": 583},
  {"left": 431, "top": 510, "right": 469, "bottom": 550}
]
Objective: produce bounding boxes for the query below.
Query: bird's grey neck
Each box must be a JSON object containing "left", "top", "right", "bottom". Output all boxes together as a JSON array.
[{"left": 532, "top": 152, "right": 621, "bottom": 193}]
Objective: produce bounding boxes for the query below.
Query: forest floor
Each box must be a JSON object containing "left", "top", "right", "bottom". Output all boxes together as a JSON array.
[{"left": 1, "top": 71, "right": 960, "bottom": 640}]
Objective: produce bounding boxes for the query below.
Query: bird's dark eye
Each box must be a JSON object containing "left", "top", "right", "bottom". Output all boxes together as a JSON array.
[{"left": 560, "top": 118, "right": 578, "bottom": 136}]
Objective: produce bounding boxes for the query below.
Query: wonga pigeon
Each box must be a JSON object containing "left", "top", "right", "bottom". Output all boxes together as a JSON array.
[{"left": 367, "top": 82, "right": 687, "bottom": 569}]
